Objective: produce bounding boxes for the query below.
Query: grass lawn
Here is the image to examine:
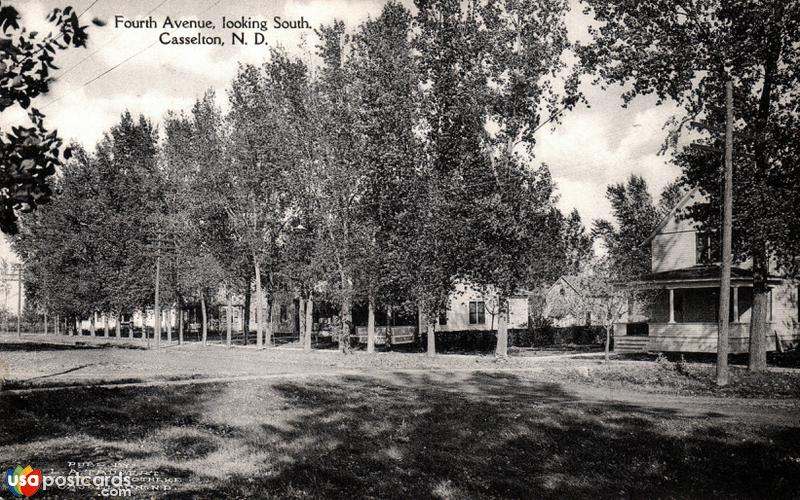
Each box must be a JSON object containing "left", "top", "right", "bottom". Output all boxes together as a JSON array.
[{"left": 2, "top": 368, "right": 800, "bottom": 498}]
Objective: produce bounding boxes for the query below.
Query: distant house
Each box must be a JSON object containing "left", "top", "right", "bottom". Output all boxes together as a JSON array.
[
  {"left": 542, "top": 276, "right": 593, "bottom": 327},
  {"left": 422, "top": 282, "right": 530, "bottom": 333},
  {"left": 615, "top": 188, "right": 800, "bottom": 353}
]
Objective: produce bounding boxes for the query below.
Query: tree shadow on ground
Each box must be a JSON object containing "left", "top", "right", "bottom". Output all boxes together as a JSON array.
[
  {"left": 1, "top": 372, "right": 799, "bottom": 499},
  {"left": 0, "top": 341, "right": 145, "bottom": 352}
]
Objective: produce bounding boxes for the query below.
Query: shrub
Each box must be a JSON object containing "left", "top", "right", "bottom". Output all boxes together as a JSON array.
[
  {"left": 559, "top": 325, "right": 604, "bottom": 345},
  {"left": 517, "top": 315, "right": 555, "bottom": 347}
]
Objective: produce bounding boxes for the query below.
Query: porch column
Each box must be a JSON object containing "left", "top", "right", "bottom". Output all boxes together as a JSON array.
[
  {"left": 668, "top": 289, "right": 675, "bottom": 324},
  {"left": 732, "top": 286, "right": 739, "bottom": 322}
]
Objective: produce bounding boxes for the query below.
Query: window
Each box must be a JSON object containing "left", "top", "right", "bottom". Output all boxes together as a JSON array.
[
  {"left": 696, "top": 232, "right": 720, "bottom": 265},
  {"left": 468, "top": 301, "right": 485, "bottom": 325},
  {"left": 279, "top": 305, "right": 288, "bottom": 323},
  {"left": 438, "top": 311, "right": 447, "bottom": 325}
]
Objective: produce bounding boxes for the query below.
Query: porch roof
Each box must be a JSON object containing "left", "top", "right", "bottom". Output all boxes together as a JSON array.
[{"left": 629, "top": 265, "right": 783, "bottom": 288}]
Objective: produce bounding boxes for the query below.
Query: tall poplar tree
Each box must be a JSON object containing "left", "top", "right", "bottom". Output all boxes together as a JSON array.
[{"left": 350, "top": 2, "right": 421, "bottom": 352}]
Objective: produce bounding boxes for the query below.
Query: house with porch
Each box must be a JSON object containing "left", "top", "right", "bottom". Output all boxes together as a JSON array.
[{"left": 614, "top": 188, "right": 799, "bottom": 353}]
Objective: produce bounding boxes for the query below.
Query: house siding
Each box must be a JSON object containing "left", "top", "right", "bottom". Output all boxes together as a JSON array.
[
  {"left": 651, "top": 231, "right": 697, "bottom": 272},
  {"left": 774, "top": 283, "right": 800, "bottom": 348}
]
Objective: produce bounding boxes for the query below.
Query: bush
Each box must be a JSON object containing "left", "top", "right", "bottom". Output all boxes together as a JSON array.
[
  {"left": 420, "top": 331, "right": 497, "bottom": 352},
  {"left": 515, "top": 319, "right": 604, "bottom": 348},
  {"left": 559, "top": 325, "right": 604, "bottom": 345},
  {"left": 533, "top": 322, "right": 556, "bottom": 346}
]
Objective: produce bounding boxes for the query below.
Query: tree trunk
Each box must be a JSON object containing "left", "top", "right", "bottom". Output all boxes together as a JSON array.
[
  {"left": 749, "top": 261, "right": 769, "bottom": 372},
  {"left": 178, "top": 307, "right": 184, "bottom": 345},
  {"left": 226, "top": 288, "right": 233, "bottom": 348},
  {"left": 254, "top": 259, "right": 264, "bottom": 349},
  {"left": 140, "top": 310, "right": 148, "bottom": 345},
  {"left": 154, "top": 253, "right": 161, "bottom": 349},
  {"left": 427, "top": 319, "right": 436, "bottom": 357},
  {"left": 416, "top": 305, "right": 423, "bottom": 344},
  {"left": 243, "top": 286, "right": 251, "bottom": 346},
  {"left": 367, "top": 294, "right": 376, "bottom": 354},
  {"left": 103, "top": 314, "right": 109, "bottom": 338},
  {"left": 304, "top": 297, "right": 313, "bottom": 352},
  {"left": 298, "top": 297, "right": 306, "bottom": 346},
  {"left": 90, "top": 313, "right": 96, "bottom": 337},
  {"left": 44, "top": 309, "right": 48, "bottom": 335},
  {"left": 747, "top": 23, "right": 781, "bottom": 371},
  {"left": 604, "top": 324, "right": 611, "bottom": 361},
  {"left": 386, "top": 305, "right": 393, "bottom": 349},
  {"left": 495, "top": 300, "right": 508, "bottom": 358},
  {"left": 115, "top": 313, "right": 121, "bottom": 338},
  {"left": 54, "top": 314, "right": 59, "bottom": 336},
  {"left": 165, "top": 308, "right": 171, "bottom": 343},
  {"left": 340, "top": 298, "right": 352, "bottom": 353},
  {"left": 266, "top": 297, "right": 274, "bottom": 347},
  {"left": 200, "top": 291, "right": 208, "bottom": 346}
]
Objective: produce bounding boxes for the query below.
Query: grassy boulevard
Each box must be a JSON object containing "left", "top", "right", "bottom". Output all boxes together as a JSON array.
[{"left": 1, "top": 340, "right": 799, "bottom": 498}]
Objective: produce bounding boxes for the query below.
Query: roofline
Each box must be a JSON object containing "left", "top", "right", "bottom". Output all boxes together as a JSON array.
[
  {"left": 627, "top": 276, "right": 785, "bottom": 289},
  {"left": 546, "top": 276, "right": 583, "bottom": 297},
  {"left": 641, "top": 186, "right": 700, "bottom": 247}
]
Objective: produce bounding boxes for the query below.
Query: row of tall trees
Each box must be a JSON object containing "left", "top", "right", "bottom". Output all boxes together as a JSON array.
[{"left": 13, "top": 0, "right": 591, "bottom": 356}]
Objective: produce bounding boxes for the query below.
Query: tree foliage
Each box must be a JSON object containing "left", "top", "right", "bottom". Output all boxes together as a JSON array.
[
  {"left": 0, "top": 2, "right": 93, "bottom": 233},
  {"left": 13, "top": 1, "right": 597, "bottom": 357},
  {"left": 13, "top": 112, "right": 160, "bottom": 324},
  {"left": 592, "top": 175, "right": 660, "bottom": 282}
]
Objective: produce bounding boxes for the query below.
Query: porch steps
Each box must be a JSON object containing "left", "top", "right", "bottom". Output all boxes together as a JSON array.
[{"left": 614, "top": 336, "right": 649, "bottom": 353}]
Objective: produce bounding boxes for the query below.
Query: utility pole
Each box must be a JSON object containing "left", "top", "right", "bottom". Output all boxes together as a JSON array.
[
  {"left": 717, "top": 81, "right": 734, "bottom": 387},
  {"left": 690, "top": 82, "right": 738, "bottom": 387},
  {"left": 16, "top": 262, "right": 22, "bottom": 338},
  {"left": 3, "top": 265, "right": 8, "bottom": 337},
  {"left": 154, "top": 239, "right": 161, "bottom": 349}
]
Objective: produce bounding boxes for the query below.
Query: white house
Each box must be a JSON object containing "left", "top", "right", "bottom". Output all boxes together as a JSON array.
[{"left": 615, "top": 188, "right": 800, "bottom": 353}]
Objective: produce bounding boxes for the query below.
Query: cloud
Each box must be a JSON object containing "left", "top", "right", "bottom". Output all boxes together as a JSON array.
[
  {"left": 41, "top": 87, "right": 196, "bottom": 147},
  {"left": 537, "top": 89, "right": 682, "bottom": 223}
]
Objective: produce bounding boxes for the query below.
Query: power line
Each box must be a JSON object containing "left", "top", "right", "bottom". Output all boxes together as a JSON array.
[
  {"left": 41, "top": 0, "right": 222, "bottom": 110},
  {"left": 42, "top": 40, "right": 157, "bottom": 109},
  {"left": 10, "top": 0, "right": 102, "bottom": 69},
  {"left": 78, "top": 0, "right": 102, "bottom": 18},
  {"left": 56, "top": 0, "right": 172, "bottom": 81}
]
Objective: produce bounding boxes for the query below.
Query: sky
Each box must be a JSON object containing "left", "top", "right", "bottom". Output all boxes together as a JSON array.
[{"left": 2, "top": 0, "right": 685, "bottom": 264}]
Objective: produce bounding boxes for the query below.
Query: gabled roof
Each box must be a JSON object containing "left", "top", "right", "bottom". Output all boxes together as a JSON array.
[
  {"left": 546, "top": 275, "right": 584, "bottom": 297},
  {"left": 641, "top": 187, "right": 701, "bottom": 246}
]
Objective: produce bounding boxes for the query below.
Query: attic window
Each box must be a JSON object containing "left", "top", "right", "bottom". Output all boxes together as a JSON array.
[
  {"left": 559, "top": 288, "right": 566, "bottom": 296},
  {"left": 696, "top": 232, "right": 720, "bottom": 265}
]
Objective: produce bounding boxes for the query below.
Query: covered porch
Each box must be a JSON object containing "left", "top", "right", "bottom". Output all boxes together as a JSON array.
[{"left": 616, "top": 266, "right": 779, "bottom": 353}]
